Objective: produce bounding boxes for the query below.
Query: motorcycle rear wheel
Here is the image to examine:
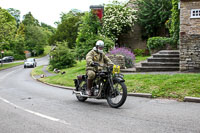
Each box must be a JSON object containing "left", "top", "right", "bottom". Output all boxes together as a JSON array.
[
  {"left": 107, "top": 81, "right": 127, "bottom": 108},
  {"left": 76, "top": 80, "right": 88, "bottom": 102}
]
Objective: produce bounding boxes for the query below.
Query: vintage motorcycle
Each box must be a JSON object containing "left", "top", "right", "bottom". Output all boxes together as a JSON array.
[{"left": 73, "top": 64, "right": 127, "bottom": 108}]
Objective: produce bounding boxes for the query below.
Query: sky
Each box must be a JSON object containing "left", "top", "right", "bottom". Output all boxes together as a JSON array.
[{"left": 0, "top": 0, "right": 128, "bottom": 27}]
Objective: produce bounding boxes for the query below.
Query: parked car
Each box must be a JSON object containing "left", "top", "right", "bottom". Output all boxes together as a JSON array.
[
  {"left": 2, "top": 56, "right": 14, "bottom": 62},
  {"left": 0, "top": 59, "right": 2, "bottom": 63},
  {"left": 24, "top": 58, "right": 37, "bottom": 68}
]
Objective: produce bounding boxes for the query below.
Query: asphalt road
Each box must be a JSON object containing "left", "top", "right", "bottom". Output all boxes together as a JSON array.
[{"left": 0, "top": 56, "right": 200, "bottom": 133}]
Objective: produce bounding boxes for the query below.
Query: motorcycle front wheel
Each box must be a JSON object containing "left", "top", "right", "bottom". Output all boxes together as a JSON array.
[
  {"left": 107, "top": 81, "right": 127, "bottom": 108},
  {"left": 76, "top": 80, "right": 88, "bottom": 102}
]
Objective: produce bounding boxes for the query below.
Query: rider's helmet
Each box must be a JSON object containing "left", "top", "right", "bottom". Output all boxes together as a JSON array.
[{"left": 96, "top": 40, "right": 104, "bottom": 53}]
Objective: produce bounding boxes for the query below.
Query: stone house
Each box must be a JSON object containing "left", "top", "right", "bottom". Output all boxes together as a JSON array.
[{"left": 180, "top": 0, "right": 200, "bottom": 71}]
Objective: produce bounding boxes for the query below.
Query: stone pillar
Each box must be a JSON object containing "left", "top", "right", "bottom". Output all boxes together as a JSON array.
[{"left": 108, "top": 55, "right": 126, "bottom": 69}]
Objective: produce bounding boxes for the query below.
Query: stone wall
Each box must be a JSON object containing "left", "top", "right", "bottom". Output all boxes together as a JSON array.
[
  {"left": 118, "top": 24, "right": 147, "bottom": 50},
  {"left": 180, "top": 0, "right": 200, "bottom": 71},
  {"left": 118, "top": 0, "right": 147, "bottom": 51},
  {"left": 108, "top": 55, "right": 125, "bottom": 69}
]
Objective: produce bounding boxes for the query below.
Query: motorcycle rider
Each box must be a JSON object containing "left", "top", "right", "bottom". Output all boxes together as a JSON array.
[{"left": 86, "top": 40, "right": 113, "bottom": 96}]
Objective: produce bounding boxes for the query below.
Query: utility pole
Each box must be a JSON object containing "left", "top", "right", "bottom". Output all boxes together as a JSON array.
[
  {"left": 0, "top": 42, "right": 4, "bottom": 67},
  {"left": 1, "top": 50, "right": 3, "bottom": 67}
]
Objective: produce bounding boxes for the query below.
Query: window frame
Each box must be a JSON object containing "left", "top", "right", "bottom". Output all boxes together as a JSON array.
[{"left": 191, "top": 9, "right": 200, "bottom": 18}]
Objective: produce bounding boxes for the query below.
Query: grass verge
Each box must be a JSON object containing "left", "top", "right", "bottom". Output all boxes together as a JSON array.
[
  {"left": 40, "top": 61, "right": 86, "bottom": 87},
  {"left": 31, "top": 65, "right": 45, "bottom": 76},
  {"left": 36, "top": 60, "right": 200, "bottom": 101},
  {"left": 0, "top": 62, "right": 24, "bottom": 70}
]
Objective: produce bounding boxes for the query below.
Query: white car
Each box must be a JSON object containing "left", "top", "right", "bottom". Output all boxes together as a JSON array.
[{"left": 24, "top": 58, "right": 37, "bottom": 68}]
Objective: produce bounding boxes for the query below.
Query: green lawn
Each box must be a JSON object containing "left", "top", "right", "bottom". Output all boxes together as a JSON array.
[
  {"left": 35, "top": 60, "right": 200, "bottom": 100},
  {"left": 0, "top": 62, "right": 24, "bottom": 70},
  {"left": 124, "top": 74, "right": 200, "bottom": 100},
  {"left": 135, "top": 56, "right": 150, "bottom": 63}
]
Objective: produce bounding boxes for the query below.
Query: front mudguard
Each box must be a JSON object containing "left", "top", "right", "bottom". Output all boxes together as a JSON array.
[{"left": 113, "top": 76, "right": 125, "bottom": 83}]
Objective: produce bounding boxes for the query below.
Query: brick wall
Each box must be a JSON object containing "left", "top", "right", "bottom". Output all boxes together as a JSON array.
[{"left": 180, "top": 0, "right": 200, "bottom": 71}]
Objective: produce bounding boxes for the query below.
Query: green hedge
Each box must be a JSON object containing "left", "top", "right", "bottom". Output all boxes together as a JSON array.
[{"left": 147, "top": 37, "right": 175, "bottom": 53}]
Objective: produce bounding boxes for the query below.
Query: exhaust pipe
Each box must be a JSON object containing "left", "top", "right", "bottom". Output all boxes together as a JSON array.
[{"left": 73, "top": 90, "right": 89, "bottom": 97}]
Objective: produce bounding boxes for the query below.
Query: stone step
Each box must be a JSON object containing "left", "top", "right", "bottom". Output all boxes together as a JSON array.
[
  {"left": 147, "top": 57, "right": 180, "bottom": 62},
  {"left": 141, "top": 62, "right": 179, "bottom": 67},
  {"left": 159, "top": 50, "right": 179, "bottom": 55},
  {"left": 136, "top": 66, "right": 179, "bottom": 72},
  {"left": 153, "top": 54, "right": 179, "bottom": 58},
  {"left": 120, "top": 68, "right": 136, "bottom": 73}
]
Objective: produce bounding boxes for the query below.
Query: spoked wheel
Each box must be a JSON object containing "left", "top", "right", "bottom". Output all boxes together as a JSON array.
[
  {"left": 107, "top": 81, "right": 127, "bottom": 108},
  {"left": 76, "top": 80, "right": 88, "bottom": 102}
]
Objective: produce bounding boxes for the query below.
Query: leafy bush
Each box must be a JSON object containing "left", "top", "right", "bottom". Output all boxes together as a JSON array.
[
  {"left": 108, "top": 47, "right": 135, "bottom": 68},
  {"left": 49, "top": 41, "right": 76, "bottom": 70},
  {"left": 147, "top": 37, "right": 175, "bottom": 53},
  {"left": 13, "top": 54, "right": 25, "bottom": 60},
  {"left": 102, "top": 0, "right": 136, "bottom": 41},
  {"left": 133, "top": 49, "right": 146, "bottom": 56}
]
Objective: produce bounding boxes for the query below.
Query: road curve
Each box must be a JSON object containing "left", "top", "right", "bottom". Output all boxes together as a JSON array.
[{"left": 0, "top": 56, "right": 200, "bottom": 133}]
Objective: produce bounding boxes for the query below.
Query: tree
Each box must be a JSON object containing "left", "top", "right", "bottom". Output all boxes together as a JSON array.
[
  {"left": 41, "top": 22, "right": 56, "bottom": 45},
  {"left": 22, "top": 12, "right": 39, "bottom": 26},
  {"left": 101, "top": 1, "right": 136, "bottom": 41},
  {"left": 7, "top": 8, "right": 21, "bottom": 27},
  {"left": 0, "top": 7, "right": 17, "bottom": 50},
  {"left": 49, "top": 9, "right": 83, "bottom": 48},
  {"left": 135, "top": 0, "right": 172, "bottom": 38},
  {"left": 60, "top": 9, "right": 82, "bottom": 21},
  {"left": 41, "top": 22, "right": 56, "bottom": 34},
  {"left": 15, "top": 23, "right": 25, "bottom": 54},
  {"left": 76, "top": 12, "right": 114, "bottom": 59},
  {"left": 8, "top": 23, "right": 26, "bottom": 56},
  {"left": 22, "top": 12, "right": 50, "bottom": 55},
  {"left": 24, "top": 25, "right": 47, "bottom": 55}
]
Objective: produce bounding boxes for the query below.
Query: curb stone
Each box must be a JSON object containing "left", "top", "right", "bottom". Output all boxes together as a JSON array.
[
  {"left": 128, "top": 93, "right": 152, "bottom": 98},
  {"left": 184, "top": 96, "right": 200, "bottom": 103},
  {"left": 30, "top": 71, "right": 200, "bottom": 102},
  {"left": 31, "top": 73, "right": 152, "bottom": 98}
]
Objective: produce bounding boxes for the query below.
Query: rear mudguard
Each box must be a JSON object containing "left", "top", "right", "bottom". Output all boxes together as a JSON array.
[{"left": 74, "top": 75, "right": 87, "bottom": 91}]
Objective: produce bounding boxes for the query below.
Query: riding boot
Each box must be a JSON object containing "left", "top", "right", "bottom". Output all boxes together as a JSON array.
[{"left": 87, "top": 79, "right": 93, "bottom": 96}]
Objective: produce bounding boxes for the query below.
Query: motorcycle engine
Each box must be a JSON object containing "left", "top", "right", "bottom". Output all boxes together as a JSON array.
[{"left": 93, "top": 85, "right": 99, "bottom": 96}]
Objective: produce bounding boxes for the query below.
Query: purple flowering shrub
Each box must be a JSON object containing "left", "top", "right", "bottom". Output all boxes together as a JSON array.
[{"left": 108, "top": 47, "right": 135, "bottom": 68}]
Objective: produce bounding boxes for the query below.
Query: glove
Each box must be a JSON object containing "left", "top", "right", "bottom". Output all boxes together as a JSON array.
[{"left": 91, "top": 62, "right": 100, "bottom": 67}]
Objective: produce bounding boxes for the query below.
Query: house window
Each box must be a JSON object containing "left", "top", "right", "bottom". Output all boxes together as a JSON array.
[{"left": 191, "top": 9, "right": 200, "bottom": 18}]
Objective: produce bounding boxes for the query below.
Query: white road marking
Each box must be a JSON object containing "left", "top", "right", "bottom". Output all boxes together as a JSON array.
[{"left": 0, "top": 96, "right": 71, "bottom": 125}]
